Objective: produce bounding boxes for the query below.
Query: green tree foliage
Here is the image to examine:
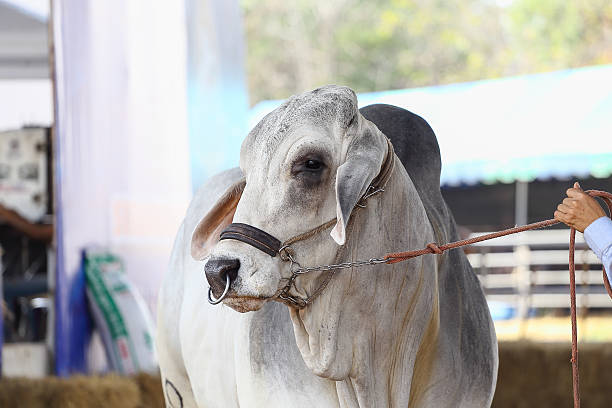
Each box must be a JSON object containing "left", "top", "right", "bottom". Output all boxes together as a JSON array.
[{"left": 241, "top": 0, "right": 612, "bottom": 104}]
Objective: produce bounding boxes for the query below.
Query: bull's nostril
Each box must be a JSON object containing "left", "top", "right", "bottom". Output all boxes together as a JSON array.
[
  {"left": 204, "top": 258, "right": 240, "bottom": 296},
  {"left": 225, "top": 259, "right": 240, "bottom": 281}
]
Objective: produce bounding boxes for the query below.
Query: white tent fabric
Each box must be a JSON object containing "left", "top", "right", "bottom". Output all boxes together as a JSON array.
[
  {"left": 52, "top": 0, "right": 191, "bottom": 369},
  {"left": 0, "top": 79, "right": 52, "bottom": 130},
  {"left": 0, "top": 0, "right": 49, "bottom": 79},
  {"left": 0, "top": 1, "right": 52, "bottom": 130}
]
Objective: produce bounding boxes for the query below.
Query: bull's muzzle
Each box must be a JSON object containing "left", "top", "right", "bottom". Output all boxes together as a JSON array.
[{"left": 205, "top": 257, "right": 240, "bottom": 303}]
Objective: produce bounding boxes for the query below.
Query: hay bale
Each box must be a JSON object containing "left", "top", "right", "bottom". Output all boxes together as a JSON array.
[
  {"left": 0, "top": 375, "right": 141, "bottom": 408},
  {"left": 49, "top": 375, "right": 140, "bottom": 408},
  {"left": 134, "top": 373, "right": 165, "bottom": 408},
  {"left": 493, "top": 341, "right": 612, "bottom": 408},
  {"left": 0, "top": 377, "right": 55, "bottom": 408}
]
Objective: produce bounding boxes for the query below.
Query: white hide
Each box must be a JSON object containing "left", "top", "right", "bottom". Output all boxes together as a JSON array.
[{"left": 157, "top": 86, "right": 497, "bottom": 408}]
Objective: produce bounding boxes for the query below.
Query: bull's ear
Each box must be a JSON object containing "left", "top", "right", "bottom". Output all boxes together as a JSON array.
[
  {"left": 330, "top": 115, "right": 387, "bottom": 245},
  {"left": 191, "top": 178, "right": 246, "bottom": 260}
]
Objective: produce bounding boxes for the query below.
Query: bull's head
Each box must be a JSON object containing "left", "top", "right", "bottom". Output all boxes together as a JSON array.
[
  {"left": 191, "top": 86, "right": 437, "bottom": 384},
  {"left": 191, "top": 85, "right": 390, "bottom": 315}
]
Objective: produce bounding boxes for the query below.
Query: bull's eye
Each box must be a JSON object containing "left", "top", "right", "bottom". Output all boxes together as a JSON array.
[
  {"left": 305, "top": 159, "right": 321, "bottom": 170},
  {"left": 291, "top": 154, "right": 327, "bottom": 187}
]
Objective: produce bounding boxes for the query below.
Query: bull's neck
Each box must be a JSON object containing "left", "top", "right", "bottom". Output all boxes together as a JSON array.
[{"left": 289, "top": 158, "right": 441, "bottom": 407}]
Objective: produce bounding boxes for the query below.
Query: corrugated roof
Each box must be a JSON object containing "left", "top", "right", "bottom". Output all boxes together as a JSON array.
[{"left": 249, "top": 65, "right": 612, "bottom": 186}]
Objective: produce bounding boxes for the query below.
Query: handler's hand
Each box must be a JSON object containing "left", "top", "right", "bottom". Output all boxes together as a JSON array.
[{"left": 554, "top": 182, "right": 606, "bottom": 232}]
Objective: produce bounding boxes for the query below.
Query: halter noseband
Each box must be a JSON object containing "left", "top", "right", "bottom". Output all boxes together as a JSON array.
[
  {"left": 209, "top": 138, "right": 395, "bottom": 308},
  {"left": 219, "top": 223, "right": 281, "bottom": 257}
]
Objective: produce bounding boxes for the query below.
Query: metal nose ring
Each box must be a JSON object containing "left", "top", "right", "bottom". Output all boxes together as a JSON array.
[{"left": 208, "top": 273, "right": 231, "bottom": 305}]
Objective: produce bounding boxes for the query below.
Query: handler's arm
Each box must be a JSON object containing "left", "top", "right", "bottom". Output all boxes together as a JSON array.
[
  {"left": 584, "top": 216, "right": 612, "bottom": 286},
  {"left": 0, "top": 204, "right": 53, "bottom": 243}
]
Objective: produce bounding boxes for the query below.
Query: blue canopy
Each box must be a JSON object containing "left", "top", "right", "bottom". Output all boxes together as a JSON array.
[{"left": 250, "top": 65, "right": 612, "bottom": 186}]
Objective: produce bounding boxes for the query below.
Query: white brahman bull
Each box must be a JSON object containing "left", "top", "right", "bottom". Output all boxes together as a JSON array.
[{"left": 156, "top": 85, "right": 498, "bottom": 407}]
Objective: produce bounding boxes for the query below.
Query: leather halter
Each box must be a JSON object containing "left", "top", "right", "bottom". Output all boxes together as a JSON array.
[
  {"left": 219, "top": 223, "right": 281, "bottom": 257},
  {"left": 215, "top": 138, "right": 395, "bottom": 307}
]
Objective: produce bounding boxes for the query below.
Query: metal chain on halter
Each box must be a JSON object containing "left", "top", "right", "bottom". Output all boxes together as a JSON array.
[
  {"left": 276, "top": 241, "right": 391, "bottom": 307},
  {"left": 293, "top": 256, "right": 390, "bottom": 274}
]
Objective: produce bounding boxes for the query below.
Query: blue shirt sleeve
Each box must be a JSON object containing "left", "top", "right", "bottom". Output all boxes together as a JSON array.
[{"left": 583, "top": 216, "right": 612, "bottom": 286}]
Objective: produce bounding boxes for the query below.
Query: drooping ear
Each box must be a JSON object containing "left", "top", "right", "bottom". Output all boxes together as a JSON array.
[
  {"left": 191, "top": 178, "right": 246, "bottom": 260},
  {"left": 330, "top": 115, "right": 388, "bottom": 245}
]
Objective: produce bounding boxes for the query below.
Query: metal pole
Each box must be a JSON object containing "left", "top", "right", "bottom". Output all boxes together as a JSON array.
[
  {"left": 515, "top": 180, "right": 529, "bottom": 227},
  {"left": 514, "top": 180, "right": 530, "bottom": 330}
]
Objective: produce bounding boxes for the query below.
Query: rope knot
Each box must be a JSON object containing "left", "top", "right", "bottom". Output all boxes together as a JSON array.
[{"left": 427, "top": 243, "right": 443, "bottom": 254}]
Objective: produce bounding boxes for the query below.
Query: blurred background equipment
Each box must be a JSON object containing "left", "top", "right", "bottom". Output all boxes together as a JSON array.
[
  {"left": 0, "top": 0, "right": 54, "bottom": 379},
  {"left": 0, "top": 127, "right": 52, "bottom": 223},
  {"left": 0, "top": 126, "right": 53, "bottom": 375}
]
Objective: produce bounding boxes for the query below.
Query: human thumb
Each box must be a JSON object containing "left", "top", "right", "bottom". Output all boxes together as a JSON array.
[{"left": 574, "top": 181, "right": 582, "bottom": 190}]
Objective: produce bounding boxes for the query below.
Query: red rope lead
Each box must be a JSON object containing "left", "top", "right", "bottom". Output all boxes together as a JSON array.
[
  {"left": 569, "top": 226, "right": 580, "bottom": 408},
  {"left": 383, "top": 190, "right": 612, "bottom": 408},
  {"left": 385, "top": 218, "right": 559, "bottom": 263}
]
